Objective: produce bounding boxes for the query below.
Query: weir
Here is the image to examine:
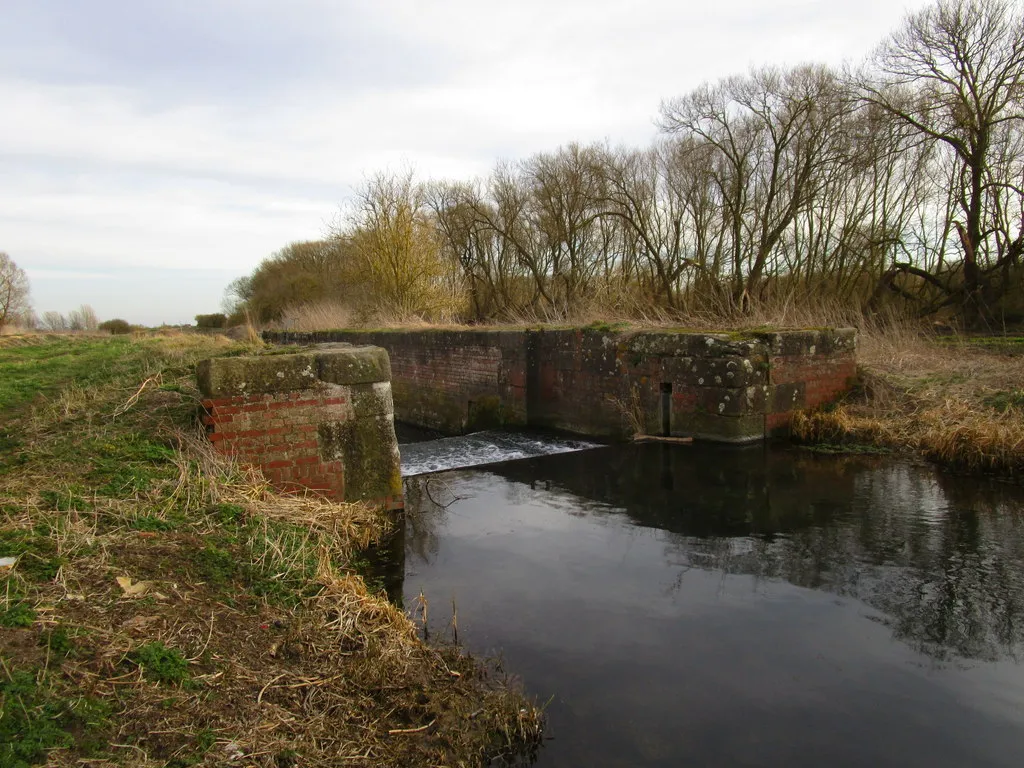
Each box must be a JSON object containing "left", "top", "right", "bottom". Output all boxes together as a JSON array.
[
  {"left": 264, "top": 327, "right": 857, "bottom": 444},
  {"left": 399, "top": 430, "right": 602, "bottom": 477}
]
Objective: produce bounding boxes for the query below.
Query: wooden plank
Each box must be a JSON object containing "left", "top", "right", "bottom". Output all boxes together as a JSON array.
[{"left": 633, "top": 435, "right": 694, "bottom": 444}]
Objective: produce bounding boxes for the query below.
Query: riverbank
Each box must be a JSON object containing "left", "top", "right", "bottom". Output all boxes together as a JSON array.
[
  {"left": 793, "top": 328, "right": 1024, "bottom": 480},
  {"left": 0, "top": 334, "right": 540, "bottom": 767}
]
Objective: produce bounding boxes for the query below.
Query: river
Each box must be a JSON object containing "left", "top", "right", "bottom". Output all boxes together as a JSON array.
[{"left": 390, "top": 431, "right": 1024, "bottom": 767}]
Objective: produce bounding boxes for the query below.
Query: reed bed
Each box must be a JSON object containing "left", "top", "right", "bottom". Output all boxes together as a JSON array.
[{"left": 793, "top": 324, "right": 1024, "bottom": 479}]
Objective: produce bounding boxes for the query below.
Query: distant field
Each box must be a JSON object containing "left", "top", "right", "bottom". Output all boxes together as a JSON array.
[{"left": 937, "top": 335, "right": 1024, "bottom": 354}]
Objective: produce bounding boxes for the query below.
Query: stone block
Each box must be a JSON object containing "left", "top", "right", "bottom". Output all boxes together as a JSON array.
[
  {"left": 753, "top": 327, "right": 856, "bottom": 356},
  {"left": 697, "top": 387, "right": 752, "bottom": 416},
  {"left": 675, "top": 412, "right": 765, "bottom": 443},
  {"left": 198, "top": 352, "right": 319, "bottom": 398},
  {"left": 317, "top": 345, "right": 391, "bottom": 384},
  {"left": 199, "top": 344, "right": 402, "bottom": 506},
  {"left": 664, "top": 355, "right": 769, "bottom": 388},
  {"left": 318, "top": 417, "right": 402, "bottom": 502}
]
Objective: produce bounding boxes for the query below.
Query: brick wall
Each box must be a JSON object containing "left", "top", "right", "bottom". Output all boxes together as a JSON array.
[
  {"left": 267, "top": 330, "right": 528, "bottom": 433},
  {"left": 761, "top": 331, "right": 858, "bottom": 435},
  {"left": 197, "top": 346, "right": 403, "bottom": 508},
  {"left": 263, "top": 328, "right": 857, "bottom": 443},
  {"left": 203, "top": 392, "right": 348, "bottom": 497}
]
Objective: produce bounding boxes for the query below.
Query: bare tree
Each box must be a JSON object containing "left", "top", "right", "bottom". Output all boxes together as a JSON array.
[
  {"left": 223, "top": 0, "right": 1022, "bottom": 327},
  {"left": 425, "top": 180, "right": 509, "bottom": 321},
  {"left": 41, "top": 311, "right": 67, "bottom": 332},
  {"left": 858, "top": 0, "right": 1024, "bottom": 319},
  {"left": 661, "top": 65, "right": 852, "bottom": 308},
  {"left": 523, "top": 143, "right": 607, "bottom": 313},
  {"left": 67, "top": 304, "right": 99, "bottom": 331},
  {"left": 343, "top": 170, "right": 462, "bottom": 320},
  {"left": 0, "top": 252, "right": 31, "bottom": 331}
]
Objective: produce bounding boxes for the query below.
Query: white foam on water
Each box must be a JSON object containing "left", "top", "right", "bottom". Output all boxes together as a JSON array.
[{"left": 398, "top": 430, "right": 603, "bottom": 477}]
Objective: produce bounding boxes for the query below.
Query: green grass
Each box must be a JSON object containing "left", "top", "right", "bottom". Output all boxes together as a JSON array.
[
  {"left": 0, "top": 663, "right": 112, "bottom": 767},
  {"left": 936, "top": 335, "right": 1024, "bottom": 354},
  {"left": 130, "top": 642, "right": 191, "bottom": 686},
  {"left": 0, "top": 601, "right": 36, "bottom": 628},
  {"left": 192, "top": 544, "right": 238, "bottom": 586},
  {"left": 983, "top": 389, "right": 1024, "bottom": 413},
  {"left": 0, "top": 334, "right": 542, "bottom": 766},
  {"left": 0, "top": 337, "right": 138, "bottom": 412},
  {"left": 0, "top": 667, "right": 74, "bottom": 767},
  {"left": 39, "top": 626, "right": 75, "bottom": 659},
  {"left": 87, "top": 433, "right": 177, "bottom": 497},
  {"left": 128, "top": 514, "right": 181, "bottom": 532},
  {"left": 0, "top": 529, "right": 62, "bottom": 580}
]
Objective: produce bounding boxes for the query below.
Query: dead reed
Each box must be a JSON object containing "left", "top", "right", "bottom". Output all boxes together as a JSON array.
[{"left": 793, "top": 324, "right": 1024, "bottom": 479}]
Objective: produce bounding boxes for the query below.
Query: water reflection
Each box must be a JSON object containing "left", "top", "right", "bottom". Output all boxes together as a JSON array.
[
  {"left": 399, "top": 441, "right": 1024, "bottom": 767},
  {"left": 475, "top": 443, "right": 1024, "bottom": 662}
]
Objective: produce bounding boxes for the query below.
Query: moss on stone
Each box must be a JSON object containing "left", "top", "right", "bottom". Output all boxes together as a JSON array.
[
  {"left": 348, "top": 382, "right": 395, "bottom": 418},
  {"left": 390, "top": 381, "right": 469, "bottom": 434},
  {"left": 675, "top": 412, "right": 765, "bottom": 443},
  {"left": 197, "top": 353, "right": 319, "bottom": 397},
  {"left": 318, "top": 417, "right": 402, "bottom": 502},
  {"left": 317, "top": 346, "right": 391, "bottom": 384},
  {"left": 198, "top": 346, "right": 394, "bottom": 398},
  {"left": 467, "top": 395, "right": 503, "bottom": 430}
]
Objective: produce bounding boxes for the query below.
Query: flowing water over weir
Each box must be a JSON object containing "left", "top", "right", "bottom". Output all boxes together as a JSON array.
[
  {"left": 384, "top": 434, "right": 1024, "bottom": 767},
  {"left": 397, "top": 429, "right": 602, "bottom": 477}
]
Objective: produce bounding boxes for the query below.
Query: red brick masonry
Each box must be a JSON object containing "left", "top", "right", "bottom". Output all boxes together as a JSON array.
[
  {"left": 197, "top": 347, "right": 403, "bottom": 508},
  {"left": 262, "top": 329, "right": 858, "bottom": 443}
]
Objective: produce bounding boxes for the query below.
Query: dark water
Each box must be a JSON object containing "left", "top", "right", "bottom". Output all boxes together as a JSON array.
[{"left": 395, "top": 438, "right": 1024, "bottom": 767}]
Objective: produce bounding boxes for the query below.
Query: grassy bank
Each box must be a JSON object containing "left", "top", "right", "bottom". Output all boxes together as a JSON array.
[
  {"left": 793, "top": 328, "right": 1024, "bottom": 480},
  {"left": 0, "top": 334, "right": 540, "bottom": 767}
]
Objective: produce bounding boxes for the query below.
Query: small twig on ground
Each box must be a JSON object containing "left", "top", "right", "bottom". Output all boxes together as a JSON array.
[
  {"left": 388, "top": 719, "right": 436, "bottom": 735},
  {"left": 113, "top": 374, "right": 162, "bottom": 417}
]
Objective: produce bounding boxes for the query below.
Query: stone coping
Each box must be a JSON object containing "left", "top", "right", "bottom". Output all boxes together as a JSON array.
[{"left": 197, "top": 345, "right": 391, "bottom": 399}]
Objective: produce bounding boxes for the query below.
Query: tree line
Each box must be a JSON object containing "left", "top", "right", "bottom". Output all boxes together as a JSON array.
[
  {"left": 228, "top": 0, "right": 1024, "bottom": 329},
  {"left": 0, "top": 252, "right": 135, "bottom": 334}
]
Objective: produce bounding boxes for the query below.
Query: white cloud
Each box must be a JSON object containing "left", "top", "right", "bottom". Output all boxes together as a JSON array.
[{"left": 2, "top": 0, "right": 934, "bottom": 324}]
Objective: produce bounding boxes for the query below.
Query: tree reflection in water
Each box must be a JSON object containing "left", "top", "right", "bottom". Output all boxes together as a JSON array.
[{"left": 402, "top": 442, "right": 1024, "bottom": 663}]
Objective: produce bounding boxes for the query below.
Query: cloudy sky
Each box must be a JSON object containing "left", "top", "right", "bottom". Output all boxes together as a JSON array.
[{"left": 2, "top": 0, "right": 934, "bottom": 326}]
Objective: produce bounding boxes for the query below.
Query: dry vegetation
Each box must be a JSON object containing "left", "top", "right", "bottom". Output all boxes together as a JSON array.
[
  {"left": 793, "top": 325, "right": 1024, "bottom": 479},
  {"left": 0, "top": 334, "right": 541, "bottom": 768}
]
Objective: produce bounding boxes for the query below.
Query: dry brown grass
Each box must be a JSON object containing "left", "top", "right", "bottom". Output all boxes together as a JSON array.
[
  {"left": 0, "top": 334, "right": 542, "bottom": 767},
  {"left": 793, "top": 324, "right": 1024, "bottom": 478},
  {"left": 275, "top": 292, "right": 877, "bottom": 334},
  {"left": 279, "top": 300, "right": 356, "bottom": 331}
]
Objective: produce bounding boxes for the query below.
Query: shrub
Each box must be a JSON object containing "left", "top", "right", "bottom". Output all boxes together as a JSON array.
[
  {"left": 195, "top": 313, "right": 227, "bottom": 329},
  {"left": 98, "top": 318, "right": 132, "bottom": 335}
]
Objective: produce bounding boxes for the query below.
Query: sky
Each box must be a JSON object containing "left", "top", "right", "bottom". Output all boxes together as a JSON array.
[{"left": 2, "top": 0, "right": 936, "bottom": 326}]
